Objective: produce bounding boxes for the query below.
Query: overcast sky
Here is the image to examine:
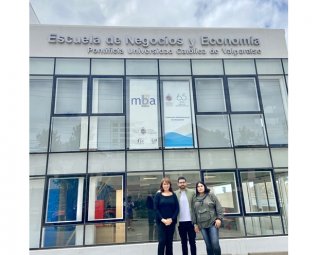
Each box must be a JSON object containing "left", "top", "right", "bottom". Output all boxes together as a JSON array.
[{"left": 30, "top": 0, "right": 287, "bottom": 32}]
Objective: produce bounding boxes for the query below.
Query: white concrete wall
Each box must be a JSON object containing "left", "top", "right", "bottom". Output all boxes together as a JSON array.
[{"left": 30, "top": 236, "right": 287, "bottom": 255}]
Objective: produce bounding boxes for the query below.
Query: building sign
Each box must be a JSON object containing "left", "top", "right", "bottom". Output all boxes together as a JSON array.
[
  {"left": 129, "top": 79, "right": 159, "bottom": 149},
  {"left": 163, "top": 81, "right": 194, "bottom": 148},
  {"left": 30, "top": 26, "right": 288, "bottom": 58}
]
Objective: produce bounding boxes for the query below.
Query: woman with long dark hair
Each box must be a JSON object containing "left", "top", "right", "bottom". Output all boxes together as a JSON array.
[
  {"left": 154, "top": 177, "right": 179, "bottom": 255},
  {"left": 193, "top": 181, "right": 224, "bottom": 255}
]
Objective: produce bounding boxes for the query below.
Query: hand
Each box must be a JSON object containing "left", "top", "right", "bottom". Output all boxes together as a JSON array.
[
  {"left": 194, "top": 225, "right": 200, "bottom": 233},
  {"left": 165, "top": 218, "right": 172, "bottom": 226},
  {"left": 214, "top": 219, "right": 221, "bottom": 229}
]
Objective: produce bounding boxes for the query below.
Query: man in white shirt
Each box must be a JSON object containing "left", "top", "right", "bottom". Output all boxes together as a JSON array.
[{"left": 175, "top": 176, "right": 197, "bottom": 255}]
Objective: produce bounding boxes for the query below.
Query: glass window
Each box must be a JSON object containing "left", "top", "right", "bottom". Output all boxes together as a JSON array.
[
  {"left": 30, "top": 77, "right": 53, "bottom": 152},
  {"left": 204, "top": 172, "right": 240, "bottom": 214},
  {"left": 54, "top": 78, "right": 87, "bottom": 114},
  {"left": 224, "top": 59, "right": 256, "bottom": 75},
  {"left": 88, "top": 175, "right": 123, "bottom": 221},
  {"left": 30, "top": 58, "right": 54, "bottom": 75},
  {"left": 275, "top": 171, "right": 288, "bottom": 233},
  {"left": 126, "top": 172, "right": 163, "bottom": 242},
  {"left": 256, "top": 59, "right": 284, "bottom": 74},
  {"left": 235, "top": 148, "right": 272, "bottom": 168},
  {"left": 245, "top": 216, "right": 283, "bottom": 236},
  {"left": 89, "top": 116, "right": 125, "bottom": 150},
  {"left": 88, "top": 151, "right": 125, "bottom": 173},
  {"left": 231, "top": 114, "right": 267, "bottom": 146},
  {"left": 159, "top": 59, "right": 191, "bottom": 75},
  {"left": 92, "top": 78, "right": 123, "bottom": 113},
  {"left": 259, "top": 76, "right": 288, "bottom": 145},
  {"left": 127, "top": 151, "right": 163, "bottom": 171},
  {"left": 271, "top": 148, "right": 288, "bottom": 168},
  {"left": 164, "top": 150, "right": 199, "bottom": 170},
  {"left": 195, "top": 78, "right": 226, "bottom": 112},
  {"left": 126, "top": 59, "right": 158, "bottom": 75},
  {"left": 85, "top": 223, "right": 125, "bottom": 245},
  {"left": 240, "top": 171, "right": 278, "bottom": 213},
  {"left": 200, "top": 149, "right": 236, "bottom": 169},
  {"left": 196, "top": 115, "right": 232, "bottom": 147},
  {"left": 228, "top": 78, "right": 260, "bottom": 111},
  {"left": 55, "top": 58, "right": 90, "bottom": 75},
  {"left": 30, "top": 153, "right": 47, "bottom": 175},
  {"left": 219, "top": 217, "right": 245, "bottom": 238},
  {"left": 30, "top": 178, "right": 45, "bottom": 248},
  {"left": 282, "top": 59, "right": 288, "bottom": 74},
  {"left": 47, "top": 152, "right": 87, "bottom": 174},
  {"left": 91, "top": 59, "right": 124, "bottom": 75},
  {"left": 45, "top": 177, "right": 84, "bottom": 223},
  {"left": 192, "top": 59, "right": 223, "bottom": 75},
  {"left": 50, "top": 117, "right": 88, "bottom": 152},
  {"left": 42, "top": 225, "right": 83, "bottom": 247}
]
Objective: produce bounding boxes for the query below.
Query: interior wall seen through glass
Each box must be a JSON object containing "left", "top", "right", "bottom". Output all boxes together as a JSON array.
[
  {"left": 54, "top": 78, "right": 88, "bottom": 114},
  {"left": 259, "top": 77, "right": 288, "bottom": 145},
  {"left": 194, "top": 78, "right": 226, "bottom": 112},
  {"left": 92, "top": 78, "right": 123, "bottom": 113},
  {"left": 126, "top": 172, "right": 163, "bottom": 242},
  {"left": 30, "top": 58, "right": 54, "bottom": 75},
  {"left": 91, "top": 59, "right": 124, "bottom": 75},
  {"left": 45, "top": 177, "right": 84, "bottom": 223},
  {"left": 30, "top": 78, "right": 53, "bottom": 152},
  {"left": 231, "top": 114, "right": 267, "bottom": 146},
  {"left": 88, "top": 175, "right": 123, "bottom": 221},
  {"left": 30, "top": 178, "right": 45, "bottom": 248},
  {"left": 89, "top": 116, "right": 125, "bottom": 150},
  {"left": 191, "top": 59, "right": 224, "bottom": 75},
  {"left": 50, "top": 117, "right": 88, "bottom": 152},
  {"left": 196, "top": 115, "right": 232, "bottom": 147},
  {"left": 240, "top": 171, "right": 278, "bottom": 213},
  {"left": 203, "top": 172, "right": 240, "bottom": 214},
  {"left": 42, "top": 225, "right": 84, "bottom": 248},
  {"left": 228, "top": 78, "right": 260, "bottom": 111},
  {"left": 55, "top": 58, "right": 90, "bottom": 75}
]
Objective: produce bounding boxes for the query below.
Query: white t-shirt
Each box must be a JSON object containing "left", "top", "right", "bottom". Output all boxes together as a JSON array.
[{"left": 179, "top": 190, "right": 191, "bottom": 222}]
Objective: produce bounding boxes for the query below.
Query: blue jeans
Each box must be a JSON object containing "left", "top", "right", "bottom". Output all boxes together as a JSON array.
[{"left": 200, "top": 225, "right": 221, "bottom": 255}]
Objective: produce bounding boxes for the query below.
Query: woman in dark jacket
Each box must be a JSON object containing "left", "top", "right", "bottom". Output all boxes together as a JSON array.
[
  {"left": 154, "top": 177, "right": 179, "bottom": 255},
  {"left": 193, "top": 181, "right": 224, "bottom": 255}
]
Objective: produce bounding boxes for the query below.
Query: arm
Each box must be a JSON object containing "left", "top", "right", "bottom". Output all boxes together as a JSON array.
[
  {"left": 192, "top": 196, "right": 200, "bottom": 233},
  {"left": 211, "top": 193, "right": 224, "bottom": 220},
  {"left": 210, "top": 193, "right": 224, "bottom": 228},
  {"left": 171, "top": 193, "right": 179, "bottom": 222},
  {"left": 154, "top": 193, "right": 164, "bottom": 221}
]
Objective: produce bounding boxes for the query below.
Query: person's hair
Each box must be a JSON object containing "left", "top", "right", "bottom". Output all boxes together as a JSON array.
[
  {"left": 195, "top": 181, "right": 210, "bottom": 196},
  {"left": 177, "top": 176, "right": 187, "bottom": 182},
  {"left": 160, "top": 177, "right": 173, "bottom": 192}
]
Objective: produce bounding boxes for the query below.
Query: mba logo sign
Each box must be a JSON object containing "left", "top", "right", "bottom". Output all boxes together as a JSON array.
[
  {"left": 131, "top": 95, "right": 156, "bottom": 107},
  {"left": 129, "top": 79, "right": 159, "bottom": 149}
]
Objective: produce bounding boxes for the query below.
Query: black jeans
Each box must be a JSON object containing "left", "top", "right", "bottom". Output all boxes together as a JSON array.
[
  {"left": 178, "top": 221, "right": 197, "bottom": 255},
  {"left": 157, "top": 221, "right": 176, "bottom": 255}
]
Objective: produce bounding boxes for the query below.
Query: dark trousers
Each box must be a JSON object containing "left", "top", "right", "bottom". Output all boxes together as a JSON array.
[
  {"left": 157, "top": 221, "right": 176, "bottom": 255},
  {"left": 178, "top": 221, "right": 197, "bottom": 255}
]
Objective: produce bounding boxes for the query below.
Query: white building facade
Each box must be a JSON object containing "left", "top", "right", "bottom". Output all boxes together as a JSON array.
[{"left": 29, "top": 25, "right": 288, "bottom": 255}]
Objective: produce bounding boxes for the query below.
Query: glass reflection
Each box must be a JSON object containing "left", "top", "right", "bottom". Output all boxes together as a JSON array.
[{"left": 240, "top": 171, "right": 278, "bottom": 213}]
